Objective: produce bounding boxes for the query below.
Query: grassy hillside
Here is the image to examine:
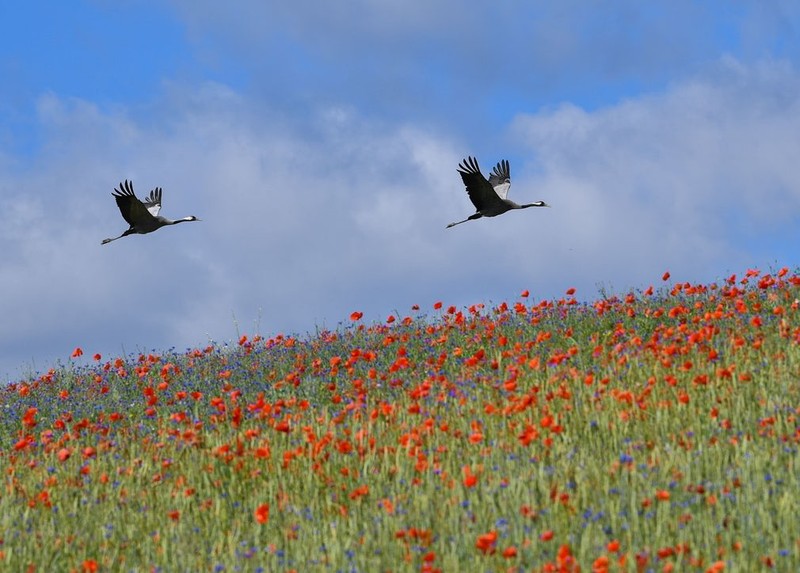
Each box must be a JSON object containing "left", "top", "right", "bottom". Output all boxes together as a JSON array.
[{"left": 2, "top": 269, "right": 799, "bottom": 572}]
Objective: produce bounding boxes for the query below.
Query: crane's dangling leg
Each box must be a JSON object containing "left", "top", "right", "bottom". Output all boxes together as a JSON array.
[
  {"left": 446, "top": 213, "right": 482, "bottom": 229},
  {"left": 102, "top": 234, "right": 124, "bottom": 245},
  {"left": 101, "top": 227, "right": 135, "bottom": 245}
]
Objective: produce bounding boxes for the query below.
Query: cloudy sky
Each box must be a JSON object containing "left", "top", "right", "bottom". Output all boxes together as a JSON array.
[{"left": 2, "top": 1, "right": 800, "bottom": 379}]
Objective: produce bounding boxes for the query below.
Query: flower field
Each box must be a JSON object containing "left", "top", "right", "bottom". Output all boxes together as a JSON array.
[{"left": 2, "top": 269, "right": 799, "bottom": 572}]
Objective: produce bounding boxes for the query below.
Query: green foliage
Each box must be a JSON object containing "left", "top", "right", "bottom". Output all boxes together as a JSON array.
[{"left": 1, "top": 270, "right": 799, "bottom": 571}]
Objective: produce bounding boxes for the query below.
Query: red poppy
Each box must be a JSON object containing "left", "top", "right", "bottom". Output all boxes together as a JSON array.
[
  {"left": 462, "top": 465, "right": 478, "bottom": 488},
  {"left": 380, "top": 498, "right": 395, "bottom": 514},
  {"left": 349, "top": 485, "right": 369, "bottom": 500},
  {"left": 254, "top": 503, "right": 270, "bottom": 524},
  {"left": 22, "top": 408, "right": 37, "bottom": 428},
  {"left": 475, "top": 531, "right": 497, "bottom": 555}
]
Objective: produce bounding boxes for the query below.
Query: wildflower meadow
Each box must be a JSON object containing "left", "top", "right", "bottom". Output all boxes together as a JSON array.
[{"left": 2, "top": 269, "right": 799, "bottom": 572}]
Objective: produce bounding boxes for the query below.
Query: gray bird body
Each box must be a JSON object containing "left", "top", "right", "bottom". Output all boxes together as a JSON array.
[
  {"left": 102, "top": 180, "right": 199, "bottom": 245},
  {"left": 447, "top": 156, "right": 548, "bottom": 228}
]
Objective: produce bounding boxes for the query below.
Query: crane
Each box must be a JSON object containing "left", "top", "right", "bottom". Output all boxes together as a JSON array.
[
  {"left": 446, "top": 156, "right": 549, "bottom": 228},
  {"left": 101, "top": 180, "right": 199, "bottom": 245}
]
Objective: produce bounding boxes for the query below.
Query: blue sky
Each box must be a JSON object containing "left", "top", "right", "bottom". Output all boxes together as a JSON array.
[{"left": 2, "top": 1, "right": 800, "bottom": 379}]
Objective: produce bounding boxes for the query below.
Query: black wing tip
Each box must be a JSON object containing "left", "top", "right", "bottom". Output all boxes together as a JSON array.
[
  {"left": 491, "top": 159, "right": 510, "bottom": 179},
  {"left": 112, "top": 179, "right": 136, "bottom": 197},
  {"left": 145, "top": 187, "right": 163, "bottom": 207},
  {"left": 457, "top": 155, "right": 481, "bottom": 174},
  {"left": 458, "top": 156, "right": 512, "bottom": 177}
]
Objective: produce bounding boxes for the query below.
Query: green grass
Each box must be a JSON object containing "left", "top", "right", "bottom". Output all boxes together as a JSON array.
[{"left": 1, "top": 270, "right": 799, "bottom": 572}]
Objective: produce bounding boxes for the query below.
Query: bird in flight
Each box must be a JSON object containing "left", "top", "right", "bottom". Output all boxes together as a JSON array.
[
  {"left": 101, "top": 180, "right": 199, "bottom": 245},
  {"left": 447, "top": 156, "right": 549, "bottom": 228}
]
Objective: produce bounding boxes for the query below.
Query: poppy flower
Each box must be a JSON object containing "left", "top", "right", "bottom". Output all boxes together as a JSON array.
[
  {"left": 254, "top": 503, "right": 270, "bottom": 524},
  {"left": 475, "top": 531, "right": 497, "bottom": 555},
  {"left": 462, "top": 465, "right": 478, "bottom": 488},
  {"left": 349, "top": 485, "right": 369, "bottom": 500},
  {"left": 380, "top": 498, "right": 395, "bottom": 514}
]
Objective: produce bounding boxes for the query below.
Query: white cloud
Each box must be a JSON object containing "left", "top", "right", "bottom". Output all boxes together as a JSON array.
[
  {"left": 4, "top": 56, "right": 800, "bottom": 380},
  {"left": 0, "top": 84, "right": 470, "bottom": 378},
  {"left": 167, "top": 1, "right": 762, "bottom": 133},
  {"left": 510, "top": 58, "right": 800, "bottom": 284}
]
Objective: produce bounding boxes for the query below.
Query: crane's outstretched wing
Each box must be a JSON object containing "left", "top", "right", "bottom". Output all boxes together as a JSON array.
[
  {"left": 487, "top": 159, "right": 511, "bottom": 199},
  {"left": 143, "top": 187, "right": 162, "bottom": 217},
  {"left": 457, "top": 156, "right": 506, "bottom": 211},
  {"left": 111, "top": 180, "right": 157, "bottom": 226}
]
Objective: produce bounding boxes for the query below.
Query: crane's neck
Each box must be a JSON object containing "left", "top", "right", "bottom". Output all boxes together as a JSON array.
[{"left": 160, "top": 216, "right": 199, "bottom": 225}]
